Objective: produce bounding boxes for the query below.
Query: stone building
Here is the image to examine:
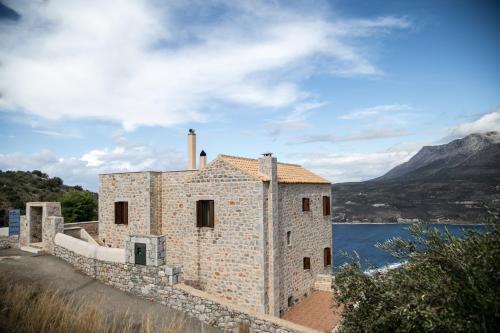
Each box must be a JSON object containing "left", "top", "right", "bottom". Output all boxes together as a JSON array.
[{"left": 98, "top": 129, "right": 332, "bottom": 316}]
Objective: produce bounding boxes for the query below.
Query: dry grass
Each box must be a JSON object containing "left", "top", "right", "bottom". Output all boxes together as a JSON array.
[{"left": 0, "top": 276, "right": 186, "bottom": 333}]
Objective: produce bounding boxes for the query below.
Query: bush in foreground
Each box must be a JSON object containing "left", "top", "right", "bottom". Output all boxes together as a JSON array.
[
  {"left": 0, "top": 276, "right": 184, "bottom": 333},
  {"left": 333, "top": 223, "right": 500, "bottom": 333}
]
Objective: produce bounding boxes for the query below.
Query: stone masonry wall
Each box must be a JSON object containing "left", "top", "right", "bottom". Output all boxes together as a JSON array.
[
  {"left": 54, "top": 245, "right": 317, "bottom": 333},
  {"left": 278, "top": 184, "right": 332, "bottom": 314},
  {"left": 42, "top": 216, "right": 64, "bottom": 254},
  {"left": 99, "top": 172, "right": 158, "bottom": 248},
  {"left": 0, "top": 236, "right": 19, "bottom": 249},
  {"left": 125, "top": 234, "right": 166, "bottom": 266},
  {"left": 161, "top": 160, "right": 267, "bottom": 313}
]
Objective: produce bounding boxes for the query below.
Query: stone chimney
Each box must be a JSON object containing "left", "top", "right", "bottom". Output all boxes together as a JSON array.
[
  {"left": 258, "top": 152, "right": 277, "bottom": 181},
  {"left": 258, "top": 152, "right": 280, "bottom": 316},
  {"left": 199, "top": 150, "right": 207, "bottom": 169},
  {"left": 187, "top": 129, "right": 196, "bottom": 170}
]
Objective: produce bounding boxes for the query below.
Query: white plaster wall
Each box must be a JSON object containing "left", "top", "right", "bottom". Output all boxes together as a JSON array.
[{"left": 54, "top": 233, "right": 125, "bottom": 263}]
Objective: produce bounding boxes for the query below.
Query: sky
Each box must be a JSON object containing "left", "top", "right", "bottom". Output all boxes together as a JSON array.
[{"left": 0, "top": 0, "right": 499, "bottom": 191}]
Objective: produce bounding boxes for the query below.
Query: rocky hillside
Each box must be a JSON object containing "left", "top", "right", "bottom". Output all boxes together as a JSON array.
[
  {"left": 332, "top": 132, "right": 500, "bottom": 223},
  {"left": 0, "top": 170, "right": 97, "bottom": 227}
]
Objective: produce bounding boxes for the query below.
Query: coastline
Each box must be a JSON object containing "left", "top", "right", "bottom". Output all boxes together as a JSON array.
[{"left": 332, "top": 221, "right": 486, "bottom": 225}]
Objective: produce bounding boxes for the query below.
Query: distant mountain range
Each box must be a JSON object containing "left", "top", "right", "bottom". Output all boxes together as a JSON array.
[{"left": 332, "top": 132, "right": 500, "bottom": 224}]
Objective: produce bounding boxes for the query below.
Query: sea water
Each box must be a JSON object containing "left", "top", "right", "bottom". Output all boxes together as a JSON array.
[{"left": 332, "top": 223, "right": 485, "bottom": 271}]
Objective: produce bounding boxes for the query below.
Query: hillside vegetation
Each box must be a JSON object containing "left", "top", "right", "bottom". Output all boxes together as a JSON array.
[{"left": 0, "top": 170, "right": 97, "bottom": 226}]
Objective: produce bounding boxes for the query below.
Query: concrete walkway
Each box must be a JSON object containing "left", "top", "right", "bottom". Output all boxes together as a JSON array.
[{"left": 0, "top": 248, "right": 220, "bottom": 333}]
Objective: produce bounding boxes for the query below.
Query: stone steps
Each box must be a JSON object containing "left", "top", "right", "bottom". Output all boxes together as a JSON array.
[{"left": 20, "top": 246, "right": 43, "bottom": 254}]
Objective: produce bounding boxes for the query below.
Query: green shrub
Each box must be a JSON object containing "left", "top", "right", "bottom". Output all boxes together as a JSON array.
[
  {"left": 60, "top": 190, "right": 97, "bottom": 223},
  {"left": 333, "top": 223, "right": 500, "bottom": 333}
]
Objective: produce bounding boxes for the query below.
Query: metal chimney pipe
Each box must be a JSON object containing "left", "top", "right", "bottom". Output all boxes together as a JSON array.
[{"left": 199, "top": 150, "right": 207, "bottom": 169}]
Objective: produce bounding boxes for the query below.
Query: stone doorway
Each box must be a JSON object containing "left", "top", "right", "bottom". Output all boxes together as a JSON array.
[{"left": 29, "top": 206, "right": 43, "bottom": 243}]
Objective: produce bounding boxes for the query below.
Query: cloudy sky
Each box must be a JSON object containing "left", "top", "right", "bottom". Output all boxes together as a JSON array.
[{"left": 0, "top": 0, "right": 499, "bottom": 191}]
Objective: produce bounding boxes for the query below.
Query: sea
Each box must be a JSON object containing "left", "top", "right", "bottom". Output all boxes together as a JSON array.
[{"left": 332, "top": 223, "right": 485, "bottom": 271}]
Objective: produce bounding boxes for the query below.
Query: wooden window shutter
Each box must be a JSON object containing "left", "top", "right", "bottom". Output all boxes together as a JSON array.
[
  {"left": 302, "top": 198, "right": 310, "bottom": 212},
  {"left": 114, "top": 202, "right": 122, "bottom": 224},
  {"left": 303, "top": 257, "right": 311, "bottom": 270},
  {"left": 324, "top": 247, "right": 331, "bottom": 267},
  {"left": 196, "top": 201, "right": 203, "bottom": 227},
  {"left": 208, "top": 200, "right": 215, "bottom": 227},
  {"left": 323, "top": 196, "right": 331, "bottom": 216},
  {"left": 123, "top": 202, "right": 128, "bottom": 225}
]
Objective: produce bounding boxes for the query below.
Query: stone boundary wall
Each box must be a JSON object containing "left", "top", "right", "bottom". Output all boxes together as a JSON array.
[
  {"left": 54, "top": 244, "right": 320, "bottom": 333},
  {"left": 64, "top": 221, "right": 99, "bottom": 235},
  {"left": 0, "top": 236, "right": 19, "bottom": 249}
]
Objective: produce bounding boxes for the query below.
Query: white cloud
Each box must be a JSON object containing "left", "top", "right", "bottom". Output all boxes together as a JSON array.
[
  {"left": 265, "top": 101, "right": 326, "bottom": 138},
  {"left": 0, "top": 0, "right": 410, "bottom": 130},
  {"left": 289, "top": 149, "right": 416, "bottom": 183},
  {"left": 0, "top": 138, "right": 184, "bottom": 190},
  {"left": 295, "top": 127, "right": 411, "bottom": 144},
  {"left": 445, "top": 109, "right": 500, "bottom": 139},
  {"left": 339, "top": 104, "right": 414, "bottom": 120}
]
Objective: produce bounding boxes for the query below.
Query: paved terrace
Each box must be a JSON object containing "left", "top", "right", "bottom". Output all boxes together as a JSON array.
[{"left": 283, "top": 291, "right": 342, "bottom": 332}]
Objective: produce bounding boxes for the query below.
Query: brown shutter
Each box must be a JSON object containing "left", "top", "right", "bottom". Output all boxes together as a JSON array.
[
  {"left": 114, "top": 202, "right": 121, "bottom": 224},
  {"left": 324, "top": 248, "right": 331, "bottom": 266},
  {"left": 123, "top": 202, "right": 128, "bottom": 225},
  {"left": 323, "top": 196, "right": 331, "bottom": 216},
  {"left": 302, "top": 198, "right": 310, "bottom": 212},
  {"left": 196, "top": 201, "right": 202, "bottom": 227},
  {"left": 303, "top": 257, "right": 311, "bottom": 270},
  {"left": 208, "top": 200, "right": 215, "bottom": 227}
]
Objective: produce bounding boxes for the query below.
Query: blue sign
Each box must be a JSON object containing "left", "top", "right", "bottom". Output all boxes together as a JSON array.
[{"left": 8, "top": 209, "right": 20, "bottom": 236}]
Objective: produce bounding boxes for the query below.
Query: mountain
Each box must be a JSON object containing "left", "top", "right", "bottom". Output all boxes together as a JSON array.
[
  {"left": 332, "top": 132, "right": 500, "bottom": 223},
  {"left": 0, "top": 170, "right": 97, "bottom": 227}
]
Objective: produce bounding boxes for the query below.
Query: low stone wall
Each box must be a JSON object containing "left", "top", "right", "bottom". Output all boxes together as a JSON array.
[
  {"left": 0, "top": 236, "right": 19, "bottom": 249},
  {"left": 314, "top": 274, "right": 334, "bottom": 292},
  {"left": 64, "top": 221, "right": 98, "bottom": 236},
  {"left": 54, "top": 244, "right": 319, "bottom": 333}
]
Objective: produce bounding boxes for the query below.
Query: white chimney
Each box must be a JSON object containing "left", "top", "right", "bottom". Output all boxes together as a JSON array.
[
  {"left": 187, "top": 129, "right": 196, "bottom": 170},
  {"left": 199, "top": 150, "right": 207, "bottom": 169}
]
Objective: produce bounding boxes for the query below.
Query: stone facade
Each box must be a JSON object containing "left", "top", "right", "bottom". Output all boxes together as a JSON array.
[
  {"left": 54, "top": 244, "right": 319, "bottom": 333},
  {"left": 125, "top": 234, "right": 166, "bottom": 266},
  {"left": 278, "top": 184, "right": 332, "bottom": 314},
  {"left": 98, "top": 154, "right": 332, "bottom": 316},
  {"left": 98, "top": 172, "right": 160, "bottom": 248}
]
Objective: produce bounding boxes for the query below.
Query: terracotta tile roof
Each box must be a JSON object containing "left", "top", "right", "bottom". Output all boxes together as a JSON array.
[{"left": 219, "top": 155, "right": 330, "bottom": 184}]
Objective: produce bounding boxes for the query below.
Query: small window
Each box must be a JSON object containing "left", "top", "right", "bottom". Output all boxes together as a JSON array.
[
  {"left": 324, "top": 247, "right": 331, "bottom": 267},
  {"left": 303, "top": 257, "right": 311, "bottom": 270},
  {"left": 286, "top": 231, "right": 291, "bottom": 246},
  {"left": 302, "top": 198, "right": 310, "bottom": 212},
  {"left": 323, "top": 196, "right": 331, "bottom": 216},
  {"left": 287, "top": 296, "right": 293, "bottom": 307},
  {"left": 196, "top": 200, "right": 214, "bottom": 228},
  {"left": 114, "top": 201, "right": 128, "bottom": 225}
]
